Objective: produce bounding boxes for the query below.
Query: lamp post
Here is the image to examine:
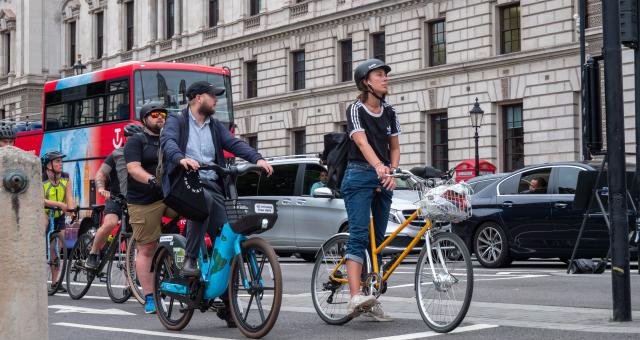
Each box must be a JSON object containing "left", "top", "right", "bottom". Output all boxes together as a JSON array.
[
  {"left": 469, "top": 97, "right": 484, "bottom": 177},
  {"left": 73, "top": 54, "right": 86, "bottom": 75}
]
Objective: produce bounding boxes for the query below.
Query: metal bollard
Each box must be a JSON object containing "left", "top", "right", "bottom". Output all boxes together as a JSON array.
[{"left": 0, "top": 146, "right": 47, "bottom": 339}]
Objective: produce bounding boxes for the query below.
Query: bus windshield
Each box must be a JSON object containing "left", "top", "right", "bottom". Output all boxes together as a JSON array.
[{"left": 134, "top": 70, "right": 232, "bottom": 124}]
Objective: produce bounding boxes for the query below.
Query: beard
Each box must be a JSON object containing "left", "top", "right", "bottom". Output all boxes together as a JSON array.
[
  {"left": 145, "top": 120, "right": 163, "bottom": 134},
  {"left": 199, "top": 103, "right": 216, "bottom": 117}
]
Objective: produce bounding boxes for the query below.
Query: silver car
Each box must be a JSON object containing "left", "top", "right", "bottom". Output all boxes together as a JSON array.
[{"left": 236, "top": 156, "right": 422, "bottom": 261}]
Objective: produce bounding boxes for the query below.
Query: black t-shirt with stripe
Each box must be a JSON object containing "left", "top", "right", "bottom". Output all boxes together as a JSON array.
[{"left": 346, "top": 100, "right": 401, "bottom": 165}]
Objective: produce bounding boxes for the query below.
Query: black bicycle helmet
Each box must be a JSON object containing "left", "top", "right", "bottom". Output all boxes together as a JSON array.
[
  {"left": 353, "top": 58, "right": 391, "bottom": 91},
  {"left": 41, "top": 150, "right": 66, "bottom": 167},
  {"left": 123, "top": 123, "right": 144, "bottom": 137},
  {"left": 139, "top": 102, "right": 168, "bottom": 120},
  {"left": 0, "top": 125, "right": 15, "bottom": 139}
]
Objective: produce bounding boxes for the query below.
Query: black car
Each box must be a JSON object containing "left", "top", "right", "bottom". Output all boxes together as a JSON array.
[{"left": 451, "top": 162, "right": 632, "bottom": 268}]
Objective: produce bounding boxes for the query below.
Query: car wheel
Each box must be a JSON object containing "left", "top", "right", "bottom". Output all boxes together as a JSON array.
[{"left": 474, "top": 222, "right": 511, "bottom": 268}]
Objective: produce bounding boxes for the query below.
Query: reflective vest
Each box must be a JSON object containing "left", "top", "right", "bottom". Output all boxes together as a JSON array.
[{"left": 43, "top": 175, "right": 69, "bottom": 218}]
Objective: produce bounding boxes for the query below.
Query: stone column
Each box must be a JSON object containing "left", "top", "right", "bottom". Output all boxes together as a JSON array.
[
  {"left": 0, "top": 147, "right": 47, "bottom": 339},
  {"left": 157, "top": 0, "right": 165, "bottom": 41}
]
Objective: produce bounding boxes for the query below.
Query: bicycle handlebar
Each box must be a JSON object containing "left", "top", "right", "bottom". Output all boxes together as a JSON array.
[{"left": 199, "top": 163, "right": 265, "bottom": 178}]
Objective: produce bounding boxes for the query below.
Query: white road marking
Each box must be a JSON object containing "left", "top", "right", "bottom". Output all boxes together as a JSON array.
[
  {"left": 367, "top": 324, "right": 499, "bottom": 340},
  {"left": 53, "top": 322, "right": 232, "bottom": 340},
  {"left": 387, "top": 274, "right": 549, "bottom": 289},
  {"left": 49, "top": 305, "right": 136, "bottom": 316}
]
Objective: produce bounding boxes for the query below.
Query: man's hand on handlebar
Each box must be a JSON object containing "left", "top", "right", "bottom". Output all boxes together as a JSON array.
[
  {"left": 256, "top": 159, "right": 273, "bottom": 177},
  {"left": 98, "top": 188, "right": 111, "bottom": 200},
  {"left": 180, "top": 157, "right": 200, "bottom": 171},
  {"left": 378, "top": 166, "right": 396, "bottom": 191}
]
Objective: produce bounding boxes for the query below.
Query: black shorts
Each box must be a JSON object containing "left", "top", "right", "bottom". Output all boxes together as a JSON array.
[
  {"left": 104, "top": 198, "right": 123, "bottom": 217},
  {"left": 45, "top": 215, "right": 66, "bottom": 235}
]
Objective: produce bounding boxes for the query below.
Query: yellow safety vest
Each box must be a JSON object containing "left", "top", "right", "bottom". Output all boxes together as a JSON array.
[{"left": 43, "top": 177, "right": 68, "bottom": 218}]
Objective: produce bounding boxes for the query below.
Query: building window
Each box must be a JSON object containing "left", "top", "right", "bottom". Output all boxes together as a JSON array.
[
  {"left": 166, "top": 0, "right": 175, "bottom": 38},
  {"left": 293, "top": 129, "right": 306, "bottom": 154},
  {"left": 503, "top": 104, "right": 524, "bottom": 171},
  {"left": 125, "top": 2, "right": 134, "bottom": 50},
  {"left": 500, "top": 4, "right": 521, "bottom": 54},
  {"left": 431, "top": 113, "right": 448, "bottom": 172},
  {"left": 340, "top": 39, "right": 352, "bottom": 82},
  {"left": 96, "top": 12, "right": 104, "bottom": 59},
  {"left": 4, "top": 33, "right": 10, "bottom": 74},
  {"left": 246, "top": 60, "right": 258, "bottom": 99},
  {"left": 292, "top": 50, "right": 305, "bottom": 90},
  {"left": 429, "top": 20, "right": 446, "bottom": 66},
  {"left": 249, "top": 0, "right": 260, "bottom": 16},
  {"left": 246, "top": 134, "right": 258, "bottom": 149},
  {"left": 371, "top": 32, "right": 385, "bottom": 62},
  {"left": 209, "top": 0, "right": 219, "bottom": 27},
  {"left": 69, "top": 21, "right": 77, "bottom": 65}
]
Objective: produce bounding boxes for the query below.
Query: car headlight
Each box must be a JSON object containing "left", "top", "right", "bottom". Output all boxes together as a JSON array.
[{"left": 388, "top": 208, "right": 402, "bottom": 224}]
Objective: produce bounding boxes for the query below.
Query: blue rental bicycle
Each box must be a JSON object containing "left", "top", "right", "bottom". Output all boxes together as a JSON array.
[
  {"left": 46, "top": 207, "right": 69, "bottom": 295},
  {"left": 152, "top": 163, "right": 282, "bottom": 339}
]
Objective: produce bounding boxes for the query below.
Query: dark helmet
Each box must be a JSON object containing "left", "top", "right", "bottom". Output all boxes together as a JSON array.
[
  {"left": 41, "top": 150, "right": 66, "bottom": 167},
  {"left": 123, "top": 123, "right": 144, "bottom": 137},
  {"left": 0, "top": 125, "right": 16, "bottom": 139},
  {"left": 353, "top": 58, "right": 391, "bottom": 91},
  {"left": 139, "top": 102, "right": 168, "bottom": 120}
]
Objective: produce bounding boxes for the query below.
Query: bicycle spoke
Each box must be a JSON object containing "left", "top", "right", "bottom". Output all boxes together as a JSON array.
[{"left": 243, "top": 293, "right": 255, "bottom": 322}]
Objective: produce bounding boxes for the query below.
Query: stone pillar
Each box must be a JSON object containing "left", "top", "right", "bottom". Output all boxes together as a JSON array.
[
  {"left": 0, "top": 147, "right": 47, "bottom": 339},
  {"left": 157, "top": 0, "right": 165, "bottom": 41}
]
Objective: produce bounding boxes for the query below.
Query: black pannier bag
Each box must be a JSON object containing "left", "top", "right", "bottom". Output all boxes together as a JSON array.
[
  {"left": 163, "top": 168, "right": 209, "bottom": 222},
  {"left": 224, "top": 199, "right": 278, "bottom": 235},
  {"left": 320, "top": 132, "right": 349, "bottom": 193}
]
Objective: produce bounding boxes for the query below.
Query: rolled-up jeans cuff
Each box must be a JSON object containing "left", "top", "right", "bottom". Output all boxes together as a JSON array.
[{"left": 345, "top": 254, "right": 364, "bottom": 265}]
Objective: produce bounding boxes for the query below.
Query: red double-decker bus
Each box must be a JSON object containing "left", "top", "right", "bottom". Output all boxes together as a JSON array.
[{"left": 16, "top": 61, "right": 235, "bottom": 245}]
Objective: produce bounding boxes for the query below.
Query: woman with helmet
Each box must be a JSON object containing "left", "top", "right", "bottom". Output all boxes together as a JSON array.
[
  {"left": 42, "top": 150, "right": 76, "bottom": 293},
  {"left": 0, "top": 125, "right": 16, "bottom": 147},
  {"left": 86, "top": 123, "right": 144, "bottom": 270},
  {"left": 341, "top": 58, "right": 401, "bottom": 321}
]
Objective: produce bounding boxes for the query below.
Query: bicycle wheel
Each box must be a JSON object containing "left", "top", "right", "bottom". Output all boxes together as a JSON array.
[
  {"left": 47, "top": 232, "right": 68, "bottom": 296},
  {"left": 153, "top": 246, "right": 194, "bottom": 330},
  {"left": 311, "top": 233, "right": 356, "bottom": 325},
  {"left": 66, "top": 233, "right": 95, "bottom": 300},
  {"left": 229, "top": 237, "right": 282, "bottom": 339},
  {"left": 106, "top": 240, "right": 132, "bottom": 303},
  {"left": 125, "top": 237, "right": 145, "bottom": 304},
  {"left": 415, "top": 232, "right": 473, "bottom": 333}
]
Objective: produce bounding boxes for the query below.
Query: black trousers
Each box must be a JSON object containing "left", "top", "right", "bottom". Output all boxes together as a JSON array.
[{"left": 185, "top": 180, "right": 227, "bottom": 259}]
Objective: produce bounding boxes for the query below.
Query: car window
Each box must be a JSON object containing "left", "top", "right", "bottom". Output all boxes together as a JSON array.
[
  {"left": 257, "top": 164, "right": 298, "bottom": 196},
  {"left": 555, "top": 167, "right": 583, "bottom": 194},
  {"left": 236, "top": 171, "right": 259, "bottom": 196},
  {"left": 498, "top": 175, "right": 520, "bottom": 195},
  {"left": 517, "top": 168, "right": 551, "bottom": 194},
  {"left": 302, "top": 164, "right": 327, "bottom": 196},
  {"left": 471, "top": 179, "right": 497, "bottom": 194}
]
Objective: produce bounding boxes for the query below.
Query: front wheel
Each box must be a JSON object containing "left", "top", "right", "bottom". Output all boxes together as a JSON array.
[
  {"left": 106, "top": 240, "right": 132, "bottom": 303},
  {"left": 415, "top": 232, "right": 473, "bottom": 333},
  {"left": 229, "top": 237, "right": 282, "bottom": 339},
  {"left": 66, "top": 233, "right": 94, "bottom": 299},
  {"left": 47, "top": 232, "right": 68, "bottom": 295}
]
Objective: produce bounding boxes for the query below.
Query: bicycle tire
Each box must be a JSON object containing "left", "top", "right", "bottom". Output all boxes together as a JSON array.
[
  {"left": 415, "top": 232, "right": 473, "bottom": 333},
  {"left": 47, "top": 232, "right": 68, "bottom": 296},
  {"left": 229, "top": 237, "right": 282, "bottom": 339},
  {"left": 125, "top": 237, "right": 145, "bottom": 304},
  {"left": 106, "top": 239, "right": 132, "bottom": 303},
  {"left": 66, "top": 233, "right": 94, "bottom": 300},
  {"left": 153, "top": 246, "right": 194, "bottom": 330},
  {"left": 310, "top": 233, "right": 373, "bottom": 325}
]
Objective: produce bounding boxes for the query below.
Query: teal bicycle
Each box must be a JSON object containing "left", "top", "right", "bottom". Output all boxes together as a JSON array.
[{"left": 152, "top": 163, "right": 282, "bottom": 339}]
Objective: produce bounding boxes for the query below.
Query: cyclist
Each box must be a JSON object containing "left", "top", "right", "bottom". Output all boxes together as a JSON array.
[
  {"left": 342, "top": 59, "right": 401, "bottom": 322},
  {"left": 160, "top": 81, "right": 273, "bottom": 327},
  {"left": 86, "top": 123, "right": 144, "bottom": 270},
  {"left": 0, "top": 125, "right": 16, "bottom": 147},
  {"left": 42, "top": 150, "right": 77, "bottom": 293},
  {"left": 124, "top": 102, "right": 177, "bottom": 314}
]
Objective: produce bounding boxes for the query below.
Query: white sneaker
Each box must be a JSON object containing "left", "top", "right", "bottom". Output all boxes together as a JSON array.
[
  {"left": 363, "top": 302, "right": 393, "bottom": 322},
  {"left": 346, "top": 294, "right": 377, "bottom": 317}
]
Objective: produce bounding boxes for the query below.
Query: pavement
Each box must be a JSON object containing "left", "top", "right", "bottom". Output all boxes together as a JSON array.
[{"left": 48, "top": 258, "right": 640, "bottom": 340}]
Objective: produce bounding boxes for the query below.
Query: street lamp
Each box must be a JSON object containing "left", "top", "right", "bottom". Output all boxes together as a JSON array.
[
  {"left": 469, "top": 97, "right": 484, "bottom": 177},
  {"left": 73, "top": 54, "right": 86, "bottom": 75}
]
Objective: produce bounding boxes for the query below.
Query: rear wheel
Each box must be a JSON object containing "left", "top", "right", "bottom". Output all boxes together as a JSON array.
[
  {"left": 125, "top": 237, "right": 145, "bottom": 304},
  {"left": 106, "top": 240, "right": 132, "bottom": 303},
  {"left": 229, "top": 237, "right": 282, "bottom": 339},
  {"left": 153, "top": 247, "right": 194, "bottom": 330},
  {"left": 66, "top": 233, "right": 94, "bottom": 299},
  {"left": 47, "top": 232, "right": 68, "bottom": 295},
  {"left": 474, "top": 222, "right": 511, "bottom": 268}
]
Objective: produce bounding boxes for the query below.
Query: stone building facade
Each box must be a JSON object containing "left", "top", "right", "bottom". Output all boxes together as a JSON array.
[{"left": 0, "top": 0, "right": 636, "bottom": 171}]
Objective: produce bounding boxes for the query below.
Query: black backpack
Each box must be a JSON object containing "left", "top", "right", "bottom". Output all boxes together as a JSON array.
[{"left": 320, "top": 132, "right": 350, "bottom": 193}]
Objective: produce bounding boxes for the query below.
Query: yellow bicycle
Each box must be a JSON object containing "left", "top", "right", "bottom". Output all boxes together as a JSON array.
[{"left": 311, "top": 170, "right": 474, "bottom": 333}]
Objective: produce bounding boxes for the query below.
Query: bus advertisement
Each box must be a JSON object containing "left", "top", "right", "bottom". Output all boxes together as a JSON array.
[{"left": 15, "top": 61, "right": 235, "bottom": 246}]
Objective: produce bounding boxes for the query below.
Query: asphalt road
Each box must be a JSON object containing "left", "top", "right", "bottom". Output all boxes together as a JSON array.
[{"left": 48, "top": 257, "right": 640, "bottom": 340}]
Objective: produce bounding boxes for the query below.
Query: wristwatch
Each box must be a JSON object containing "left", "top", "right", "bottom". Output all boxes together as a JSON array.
[{"left": 148, "top": 175, "right": 158, "bottom": 189}]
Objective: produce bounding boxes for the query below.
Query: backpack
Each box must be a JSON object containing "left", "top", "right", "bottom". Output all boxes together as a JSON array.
[{"left": 320, "top": 132, "right": 349, "bottom": 193}]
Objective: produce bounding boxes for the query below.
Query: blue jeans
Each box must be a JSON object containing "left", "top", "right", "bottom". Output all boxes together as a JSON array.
[{"left": 341, "top": 161, "right": 393, "bottom": 265}]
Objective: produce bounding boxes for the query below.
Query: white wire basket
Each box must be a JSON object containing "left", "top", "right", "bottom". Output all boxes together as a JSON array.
[{"left": 414, "top": 180, "right": 473, "bottom": 223}]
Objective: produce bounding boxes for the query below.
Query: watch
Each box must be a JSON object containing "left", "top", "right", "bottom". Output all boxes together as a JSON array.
[{"left": 148, "top": 175, "right": 158, "bottom": 188}]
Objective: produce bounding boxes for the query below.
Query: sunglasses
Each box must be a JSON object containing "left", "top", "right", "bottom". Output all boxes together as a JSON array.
[{"left": 149, "top": 111, "right": 166, "bottom": 119}]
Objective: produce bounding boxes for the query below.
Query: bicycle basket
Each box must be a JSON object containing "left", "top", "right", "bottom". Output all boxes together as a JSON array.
[
  {"left": 224, "top": 199, "right": 278, "bottom": 235},
  {"left": 417, "top": 181, "right": 473, "bottom": 223}
]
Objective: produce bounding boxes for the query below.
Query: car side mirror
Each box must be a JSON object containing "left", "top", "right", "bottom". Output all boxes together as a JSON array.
[{"left": 313, "top": 187, "right": 334, "bottom": 199}]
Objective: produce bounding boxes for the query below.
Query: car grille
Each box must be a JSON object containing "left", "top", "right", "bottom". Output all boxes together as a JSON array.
[{"left": 402, "top": 209, "right": 426, "bottom": 226}]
